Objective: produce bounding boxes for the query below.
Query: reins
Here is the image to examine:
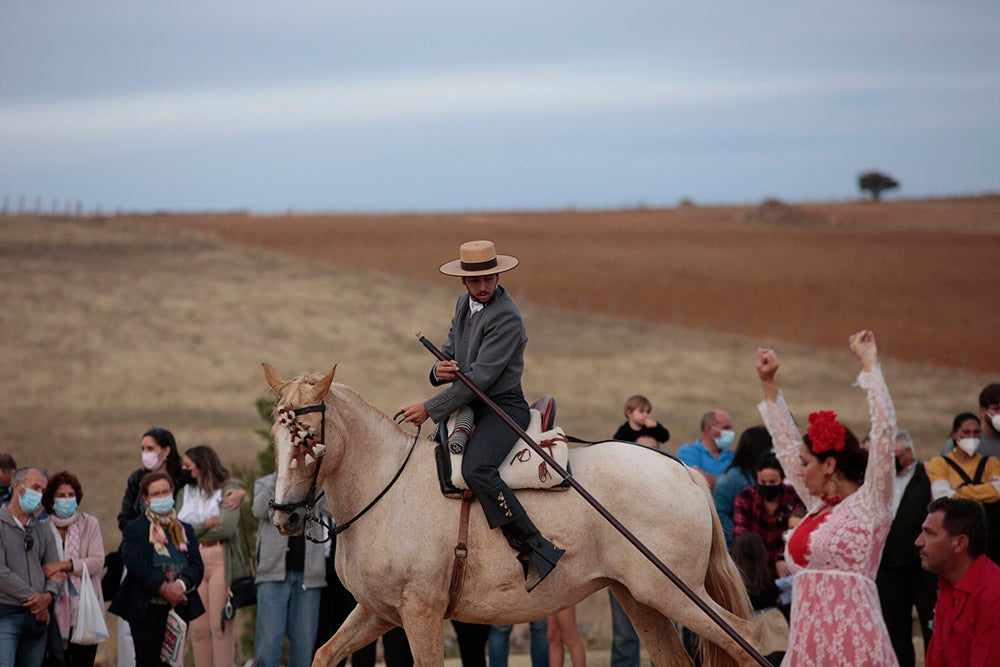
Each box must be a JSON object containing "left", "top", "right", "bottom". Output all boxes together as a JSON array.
[{"left": 269, "top": 402, "right": 421, "bottom": 544}]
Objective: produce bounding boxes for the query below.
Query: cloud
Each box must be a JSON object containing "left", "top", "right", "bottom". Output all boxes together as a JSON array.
[{"left": 4, "top": 63, "right": 997, "bottom": 150}]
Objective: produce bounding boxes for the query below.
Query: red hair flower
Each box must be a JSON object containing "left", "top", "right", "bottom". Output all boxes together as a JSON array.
[{"left": 807, "top": 410, "right": 846, "bottom": 454}]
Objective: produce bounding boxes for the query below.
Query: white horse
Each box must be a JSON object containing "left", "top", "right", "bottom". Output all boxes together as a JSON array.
[{"left": 262, "top": 363, "right": 760, "bottom": 667}]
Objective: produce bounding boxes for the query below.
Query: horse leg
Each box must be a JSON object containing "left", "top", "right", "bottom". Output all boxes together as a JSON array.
[
  {"left": 609, "top": 584, "right": 692, "bottom": 667},
  {"left": 667, "top": 585, "right": 761, "bottom": 667},
  {"left": 396, "top": 608, "right": 446, "bottom": 667},
  {"left": 312, "top": 606, "right": 396, "bottom": 667}
]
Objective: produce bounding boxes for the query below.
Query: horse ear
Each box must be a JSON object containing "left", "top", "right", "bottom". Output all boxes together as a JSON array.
[
  {"left": 261, "top": 362, "right": 286, "bottom": 393},
  {"left": 309, "top": 365, "right": 337, "bottom": 402}
]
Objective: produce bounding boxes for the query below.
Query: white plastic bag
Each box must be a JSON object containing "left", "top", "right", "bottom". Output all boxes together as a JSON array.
[{"left": 70, "top": 563, "right": 110, "bottom": 645}]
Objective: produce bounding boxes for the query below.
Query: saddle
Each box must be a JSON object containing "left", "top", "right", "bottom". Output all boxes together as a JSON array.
[{"left": 433, "top": 396, "right": 571, "bottom": 498}]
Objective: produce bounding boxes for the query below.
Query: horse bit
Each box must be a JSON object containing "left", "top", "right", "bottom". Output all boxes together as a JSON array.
[{"left": 268, "top": 402, "right": 420, "bottom": 544}]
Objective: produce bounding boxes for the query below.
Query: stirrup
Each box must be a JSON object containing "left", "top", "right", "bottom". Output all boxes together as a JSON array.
[{"left": 516, "top": 540, "right": 565, "bottom": 592}]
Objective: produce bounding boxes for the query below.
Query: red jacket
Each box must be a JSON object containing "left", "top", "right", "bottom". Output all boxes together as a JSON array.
[{"left": 926, "top": 554, "right": 1000, "bottom": 666}]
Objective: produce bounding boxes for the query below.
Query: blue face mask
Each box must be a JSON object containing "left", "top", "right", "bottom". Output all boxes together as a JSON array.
[
  {"left": 714, "top": 429, "right": 736, "bottom": 449},
  {"left": 53, "top": 497, "right": 78, "bottom": 519},
  {"left": 149, "top": 496, "right": 175, "bottom": 515},
  {"left": 19, "top": 488, "right": 43, "bottom": 514}
]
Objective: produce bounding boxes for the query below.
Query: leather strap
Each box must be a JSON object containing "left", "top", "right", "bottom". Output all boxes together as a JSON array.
[
  {"left": 942, "top": 454, "right": 988, "bottom": 485},
  {"left": 444, "top": 489, "right": 475, "bottom": 619}
]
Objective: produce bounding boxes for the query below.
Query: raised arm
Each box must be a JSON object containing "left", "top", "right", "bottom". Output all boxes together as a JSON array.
[
  {"left": 850, "top": 330, "right": 897, "bottom": 523},
  {"left": 756, "top": 348, "right": 816, "bottom": 510}
]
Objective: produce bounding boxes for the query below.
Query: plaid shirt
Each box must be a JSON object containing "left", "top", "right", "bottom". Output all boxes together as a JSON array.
[{"left": 733, "top": 484, "right": 806, "bottom": 576}]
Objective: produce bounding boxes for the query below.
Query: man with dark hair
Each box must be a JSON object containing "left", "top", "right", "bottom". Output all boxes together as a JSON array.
[
  {"left": 978, "top": 382, "right": 1000, "bottom": 458},
  {"left": 0, "top": 454, "right": 15, "bottom": 505},
  {"left": 401, "top": 240, "right": 563, "bottom": 592},
  {"left": 916, "top": 497, "right": 1000, "bottom": 666}
]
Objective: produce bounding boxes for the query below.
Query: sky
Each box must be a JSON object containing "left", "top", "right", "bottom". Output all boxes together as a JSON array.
[{"left": 2, "top": 1, "right": 999, "bottom": 213}]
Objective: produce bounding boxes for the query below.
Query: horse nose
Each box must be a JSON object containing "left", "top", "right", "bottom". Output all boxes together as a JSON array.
[{"left": 284, "top": 509, "right": 304, "bottom": 533}]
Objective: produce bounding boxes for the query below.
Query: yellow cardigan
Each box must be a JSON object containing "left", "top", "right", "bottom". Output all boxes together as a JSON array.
[{"left": 927, "top": 451, "right": 1000, "bottom": 504}]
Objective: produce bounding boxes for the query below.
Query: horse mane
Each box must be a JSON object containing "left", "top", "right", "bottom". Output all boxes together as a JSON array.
[{"left": 280, "top": 373, "right": 405, "bottom": 435}]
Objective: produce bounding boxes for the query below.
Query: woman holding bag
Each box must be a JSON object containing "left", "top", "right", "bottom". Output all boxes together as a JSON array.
[
  {"left": 42, "top": 471, "right": 107, "bottom": 667},
  {"left": 110, "top": 471, "right": 205, "bottom": 667}
]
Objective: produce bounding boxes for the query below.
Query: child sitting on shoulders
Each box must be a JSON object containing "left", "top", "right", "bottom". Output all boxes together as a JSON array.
[{"left": 613, "top": 394, "right": 671, "bottom": 448}]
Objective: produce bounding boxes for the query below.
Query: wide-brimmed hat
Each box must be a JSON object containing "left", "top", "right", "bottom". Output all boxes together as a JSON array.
[{"left": 439, "top": 240, "right": 519, "bottom": 277}]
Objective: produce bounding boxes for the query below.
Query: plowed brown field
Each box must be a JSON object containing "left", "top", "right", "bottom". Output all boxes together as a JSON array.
[{"left": 149, "top": 197, "right": 1000, "bottom": 373}]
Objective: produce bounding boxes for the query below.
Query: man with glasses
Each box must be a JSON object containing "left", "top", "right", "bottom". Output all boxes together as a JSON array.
[{"left": 0, "top": 467, "right": 61, "bottom": 667}]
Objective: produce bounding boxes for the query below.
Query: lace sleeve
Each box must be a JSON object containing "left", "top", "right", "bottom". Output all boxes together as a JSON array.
[
  {"left": 854, "top": 365, "right": 897, "bottom": 525},
  {"left": 758, "top": 392, "right": 820, "bottom": 512}
]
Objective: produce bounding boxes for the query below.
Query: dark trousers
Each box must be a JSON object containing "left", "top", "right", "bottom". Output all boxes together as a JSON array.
[
  {"left": 876, "top": 565, "right": 937, "bottom": 667},
  {"left": 62, "top": 641, "right": 98, "bottom": 667},
  {"left": 451, "top": 621, "right": 490, "bottom": 667},
  {"left": 129, "top": 604, "right": 171, "bottom": 667},
  {"left": 460, "top": 396, "right": 530, "bottom": 529}
]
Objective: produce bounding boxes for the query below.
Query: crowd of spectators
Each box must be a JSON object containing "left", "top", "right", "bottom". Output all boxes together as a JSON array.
[{"left": 2, "top": 370, "right": 998, "bottom": 667}]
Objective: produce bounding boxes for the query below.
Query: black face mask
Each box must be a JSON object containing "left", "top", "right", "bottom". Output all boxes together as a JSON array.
[
  {"left": 758, "top": 484, "right": 782, "bottom": 501},
  {"left": 178, "top": 469, "right": 195, "bottom": 487},
  {"left": 894, "top": 457, "right": 904, "bottom": 474}
]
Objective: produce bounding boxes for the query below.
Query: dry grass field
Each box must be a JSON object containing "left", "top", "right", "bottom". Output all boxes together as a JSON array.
[{"left": 1, "top": 198, "right": 997, "bottom": 665}]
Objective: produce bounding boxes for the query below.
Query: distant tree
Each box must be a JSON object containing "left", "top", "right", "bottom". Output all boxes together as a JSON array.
[{"left": 858, "top": 171, "right": 899, "bottom": 202}]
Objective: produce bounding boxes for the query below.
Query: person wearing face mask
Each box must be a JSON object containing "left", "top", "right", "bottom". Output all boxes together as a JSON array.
[
  {"left": 732, "top": 452, "right": 805, "bottom": 582},
  {"left": 871, "top": 431, "right": 937, "bottom": 667},
  {"left": 927, "top": 412, "right": 1000, "bottom": 565},
  {"left": 977, "top": 382, "right": 1000, "bottom": 458},
  {"left": 119, "top": 428, "right": 247, "bottom": 533},
  {"left": 175, "top": 446, "right": 247, "bottom": 667},
  {"left": 0, "top": 467, "right": 61, "bottom": 667},
  {"left": 118, "top": 428, "right": 186, "bottom": 533},
  {"left": 114, "top": 427, "right": 186, "bottom": 667},
  {"left": 677, "top": 409, "right": 736, "bottom": 491},
  {"left": 40, "top": 471, "right": 106, "bottom": 667},
  {"left": 0, "top": 453, "right": 16, "bottom": 506},
  {"left": 109, "top": 471, "right": 205, "bottom": 667}
]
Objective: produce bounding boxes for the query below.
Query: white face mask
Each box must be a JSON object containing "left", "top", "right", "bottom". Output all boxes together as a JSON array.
[
  {"left": 141, "top": 451, "right": 162, "bottom": 471},
  {"left": 992, "top": 413, "right": 1000, "bottom": 433},
  {"left": 957, "top": 437, "right": 980, "bottom": 457}
]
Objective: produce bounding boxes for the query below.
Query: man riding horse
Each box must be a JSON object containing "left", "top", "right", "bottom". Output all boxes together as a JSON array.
[{"left": 402, "top": 240, "right": 564, "bottom": 592}]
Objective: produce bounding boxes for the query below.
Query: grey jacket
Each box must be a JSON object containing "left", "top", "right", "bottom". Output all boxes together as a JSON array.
[
  {"left": 0, "top": 505, "right": 61, "bottom": 607},
  {"left": 252, "top": 474, "right": 328, "bottom": 589},
  {"left": 424, "top": 285, "right": 527, "bottom": 422}
]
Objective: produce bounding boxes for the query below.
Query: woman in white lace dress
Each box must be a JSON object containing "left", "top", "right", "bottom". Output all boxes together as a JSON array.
[{"left": 756, "top": 330, "right": 899, "bottom": 666}]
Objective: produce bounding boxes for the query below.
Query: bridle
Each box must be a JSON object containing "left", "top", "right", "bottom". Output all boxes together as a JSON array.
[{"left": 268, "top": 402, "right": 421, "bottom": 544}]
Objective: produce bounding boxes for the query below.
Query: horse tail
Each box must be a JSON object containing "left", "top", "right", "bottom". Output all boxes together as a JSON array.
[{"left": 690, "top": 472, "right": 756, "bottom": 667}]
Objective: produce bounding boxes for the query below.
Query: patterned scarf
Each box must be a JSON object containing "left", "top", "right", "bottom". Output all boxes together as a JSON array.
[
  {"left": 145, "top": 506, "right": 188, "bottom": 556},
  {"left": 52, "top": 516, "right": 82, "bottom": 641}
]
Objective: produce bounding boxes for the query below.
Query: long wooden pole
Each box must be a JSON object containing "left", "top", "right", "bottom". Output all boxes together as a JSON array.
[{"left": 416, "top": 334, "right": 768, "bottom": 666}]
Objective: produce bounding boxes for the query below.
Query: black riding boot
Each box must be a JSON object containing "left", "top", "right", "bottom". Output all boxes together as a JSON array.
[{"left": 501, "top": 514, "right": 565, "bottom": 592}]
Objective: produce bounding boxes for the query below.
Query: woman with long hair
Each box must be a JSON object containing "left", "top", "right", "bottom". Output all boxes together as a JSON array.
[
  {"left": 756, "top": 330, "right": 898, "bottom": 665},
  {"left": 712, "top": 425, "right": 774, "bottom": 549},
  {"left": 177, "top": 445, "right": 248, "bottom": 667}
]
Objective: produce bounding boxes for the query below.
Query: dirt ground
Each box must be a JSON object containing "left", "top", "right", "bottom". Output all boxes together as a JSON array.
[
  {"left": 2, "top": 200, "right": 991, "bottom": 666},
  {"left": 145, "top": 196, "right": 1000, "bottom": 374}
]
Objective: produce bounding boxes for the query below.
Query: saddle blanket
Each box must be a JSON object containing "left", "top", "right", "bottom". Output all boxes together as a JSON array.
[{"left": 446, "top": 408, "right": 570, "bottom": 491}]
